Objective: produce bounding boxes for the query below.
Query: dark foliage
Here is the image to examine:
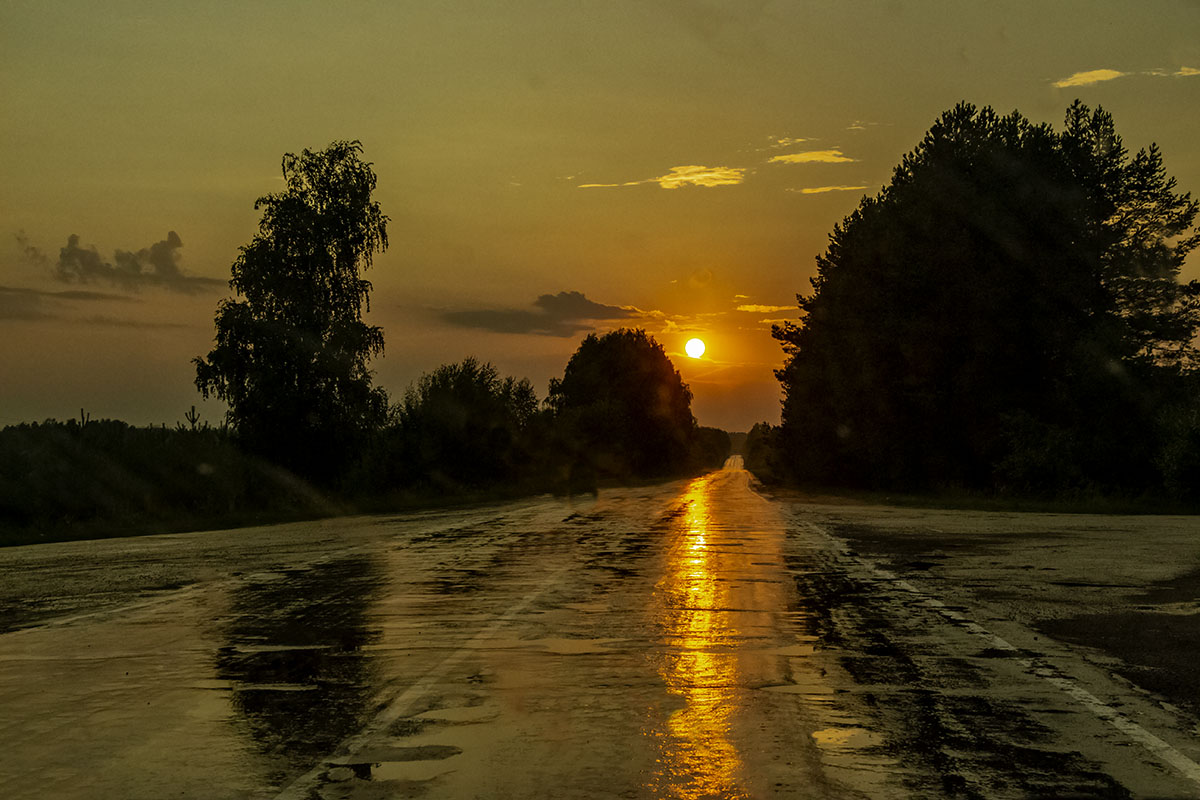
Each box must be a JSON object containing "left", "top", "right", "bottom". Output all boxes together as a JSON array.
[
  {"left": 691, "top": 426, "right": 733, "bottom": 470},
  {"left": 195, "top": 141, "right": 389, "bottom": 484},
  {"left": 548, "top": 328, "right": 696, "bottom": 479},
  {"left": 0, "top": 419, "right": 335, "bottom": 545},
  {"left": 774, "top": 101, "right": 1199, "bottom": 496},
  {"left": 375, "top": 358, "right": 542, "bottom": 492},
  {"left": 743, "top": 422, "right": 777, "bottom": 482}
]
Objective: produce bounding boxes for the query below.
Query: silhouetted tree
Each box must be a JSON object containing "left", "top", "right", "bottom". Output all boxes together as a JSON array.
[
  {"left": 774, "top": 101, "right": 1199, "bottom": 494},
  {"left": 690, "top": 426, "right": 732, "bottom": 469},
  {"left": 394, "top": 358, "right": 540, "bottom": 489},
  {"left": 548, "top": 328, "right": 695, "bottom": 479},
  {"left": 194, "top": 141, "right": 389, "bottom": 482},
  {"left": 743, "top": 422, "right": 777, "bottom": 481}
]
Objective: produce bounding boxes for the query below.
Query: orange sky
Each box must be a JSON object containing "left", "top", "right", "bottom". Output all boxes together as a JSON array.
[{"left": 3, "top": 1, "right": 1199, "bottom": 431}]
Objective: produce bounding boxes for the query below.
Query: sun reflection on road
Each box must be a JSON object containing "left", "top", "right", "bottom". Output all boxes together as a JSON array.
[{"left": 649, "top": 473, "right": 748, "bottom": 799}]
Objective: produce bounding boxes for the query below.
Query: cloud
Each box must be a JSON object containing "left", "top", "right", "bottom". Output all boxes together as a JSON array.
[
  {"left": 769, "top": 150, "right": 857, "bottom": 164},
  {"left": 441, "top": 290, "right": 633, "bottom": 337},
  {"left": 580, "top": 165, "right": 746, "bottom": 189},
  {"left": 769, "top": 136, "right": 811, "bottom": 148},
  {"left": 1052, "top": 66, "right": 1200, "bottom": 88},
  {"left": 736, "top": 304, "right": 794, "bottom": 313},
  {"left": 82, "top": 315, "right": 192, "bottom": 330},
  {"left": 0, "top": 289, "right": 50, "bottom": 321},
  {"left": 40, "top": 231, "right": 223, "bottom": 293},
  {"left": 1052, "top": 69, "right": 1127, "bottom": 88},
  {"left": 789, "top": 185, "right": 869, "bottom": 195},
  {"left": 0, "top": 284, "right": 134, "bottom": 303},
  {"left": 0, "top": 284, "right": 142, "bottom": 322}
]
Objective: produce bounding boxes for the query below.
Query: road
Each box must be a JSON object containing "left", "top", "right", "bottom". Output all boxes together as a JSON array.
[{"left": 3, "top": 457, "right": 1200, "bottom": 798}]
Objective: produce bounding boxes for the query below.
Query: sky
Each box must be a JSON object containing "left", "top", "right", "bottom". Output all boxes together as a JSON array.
[{"left": 3, "top": 0, "right": 1200, "bottom": 432}]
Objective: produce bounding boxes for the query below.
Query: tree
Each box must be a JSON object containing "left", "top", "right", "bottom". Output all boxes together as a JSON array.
[
  {"left": 548, "top": 328, "right": 695, "bottom": 479},
  {"left": 773, "top": 102, "right": 1199, "bottom": 493},
  {"left": 395, "top": 358, "right": 540, "bottom": 489},
  {"left": 194, "top": 140, "right": 389, "bottom": 482}
]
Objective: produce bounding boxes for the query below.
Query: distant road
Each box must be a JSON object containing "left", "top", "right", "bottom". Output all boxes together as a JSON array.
[{"left": 3, "top": 457, "right": 1200, "bottom": 798}]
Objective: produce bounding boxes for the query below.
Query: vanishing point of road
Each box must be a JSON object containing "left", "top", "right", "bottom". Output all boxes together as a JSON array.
[{"left": 4, "top": 457, "right": 1200, "bottom": 798}]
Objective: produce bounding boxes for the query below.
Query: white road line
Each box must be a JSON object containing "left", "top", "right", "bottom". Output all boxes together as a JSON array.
[
  {"left": 274, "top": 562, "right": 572, "bottom": 800},
  {"left": 799, "top": 519, "right": 1200, "bottom": 788}
]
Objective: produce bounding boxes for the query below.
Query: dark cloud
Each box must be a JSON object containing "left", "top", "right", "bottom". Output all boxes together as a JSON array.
[
  {"left": 43, "top": 231, "right": 223, "bottom": 293},
  {"left": 0, "top": 290, "right": 50, "bottom": 321},
  {"left": 82, "top": 315, "right": 192, "bottom": 330},
  {"left": 0, "top": 284, "right": 136, "bottom": 303},
  {"left": 0, "top": 284, "right": 139, "bottom": 324},
  {"left": 442, "top": 290, "right": 632, "bottom": 337},
  {"left": 0, "top": 286, "right": 193, "bottom": 329}
]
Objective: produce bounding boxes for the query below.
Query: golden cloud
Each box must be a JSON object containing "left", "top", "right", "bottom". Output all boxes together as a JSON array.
[
  {"left": 769, "top": 149, "right": 857, "bottom": 164},
  {"left": 654, "top": 165, "right": 745, "bottom": 188},
  {"left": 1052, "top": 69, "right": 1126, "bottom": 88},
  {"left": 736, "top": 304, "right": 793, "bottom": 313},
  {"left": 1052, "top": 66, "right": 1199, "bottom": 88},
  {"left": 791, "top": 185, "right": 869, "bottom": 195},
  {"left": 580, "top": 165, "right": 745, "bottom": 189},
  {"left": 770, "top": 136, "right": 811, "bottom": 148}
]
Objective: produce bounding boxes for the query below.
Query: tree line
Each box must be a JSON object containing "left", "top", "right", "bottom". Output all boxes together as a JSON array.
[
  {"left": 1, "top": 327, "right": 729, "bottom": 546},
  {"left": 1, "top": 142, "right": 728, "bottom": 545},
  {"left": 767, "top": 101, "right": 1200, "bottom": 500},
  {"left": 188, "top": 140, "right": 727, "bottom": 494}
]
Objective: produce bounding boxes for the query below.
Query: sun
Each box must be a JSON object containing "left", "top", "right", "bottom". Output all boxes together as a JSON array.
[{"left": 685, "top": 338, "right": 706, "bottom": 359}]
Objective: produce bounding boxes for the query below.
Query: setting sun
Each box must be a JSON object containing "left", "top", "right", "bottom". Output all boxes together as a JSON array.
[{"left": 685, "top": 338, "right": 706, "bottom": 359}]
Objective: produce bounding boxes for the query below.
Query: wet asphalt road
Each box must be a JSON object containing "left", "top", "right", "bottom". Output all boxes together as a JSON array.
[{"left": 4, "top": 458, "right": 1200, "bottom": 798}]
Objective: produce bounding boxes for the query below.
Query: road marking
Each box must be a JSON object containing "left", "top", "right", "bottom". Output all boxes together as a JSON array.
[
  {"left": 798, "top": 519, "right": 1200, "bottom": 788},
  {"left": 274, "top": 562, "right": 572, "bottom": 800}
]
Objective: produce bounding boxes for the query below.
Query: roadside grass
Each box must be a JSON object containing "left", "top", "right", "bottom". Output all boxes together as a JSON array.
[
  {"left": 753, "top": 476, "right": 1200, "bottom": 516},
  {"left": 0, "top": 418, "right": 723, "bottom": 548}
]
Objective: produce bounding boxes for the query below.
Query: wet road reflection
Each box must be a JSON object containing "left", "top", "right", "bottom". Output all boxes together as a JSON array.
[
  {"left": 215, "top": 555, "right": 383, "bottom": 780},
  {"left": 5, "top": 460, "right": 1181, "bottom": 797},
  {"left": 651, "top": 471, "right": 746, "bottom": 797}
]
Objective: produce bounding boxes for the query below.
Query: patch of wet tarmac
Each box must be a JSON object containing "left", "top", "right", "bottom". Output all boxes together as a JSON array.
[
  {"left": 781, "top": 535, "right": 1133, "bottom": 798},
  {"left": 214, "top": 555, "right": 384, "bottom": 774}
]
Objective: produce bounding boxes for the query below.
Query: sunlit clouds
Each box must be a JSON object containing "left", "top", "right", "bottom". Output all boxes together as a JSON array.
[
  {"left": 790, "top": 185, "right": 869, "bottom": 195},
  {"left": 579, "top": 165, "right": 746, "bottom": 189},
  {"left": 736, "top": 304, "right": 792, "bottom": 313},
  {"left": 768, "top": 136, "right": 811, "bottom": 148},
  {"left": 1052, "top": 67, "right": 1200, "bottom": 87},
  {"left": 1052, "top": 69, "right": 1126, "bottom": 88},
  {"left": 768, "top": 149, "right": 858, "bottom": 164}
]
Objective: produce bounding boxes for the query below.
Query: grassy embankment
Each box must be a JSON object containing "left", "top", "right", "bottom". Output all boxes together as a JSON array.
[{"left": 0, "top": 418, "right": 729, "bottom": 548}]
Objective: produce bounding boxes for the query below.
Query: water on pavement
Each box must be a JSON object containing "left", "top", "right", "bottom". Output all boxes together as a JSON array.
[{"left": 4, "top": 457, "right": 1200, "bottom": 798}]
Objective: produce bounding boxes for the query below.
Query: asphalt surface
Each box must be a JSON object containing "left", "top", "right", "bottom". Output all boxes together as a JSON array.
[{"left": 3, "top": 457, "right": 1200, "bottom": 798}]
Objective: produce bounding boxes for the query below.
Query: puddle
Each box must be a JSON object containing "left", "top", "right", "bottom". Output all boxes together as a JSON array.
[
  {"left": 413, "top": 705, "right": 499, "bottom": 723},
  {"left": 773, "top": 643, "right": 816, "bottom": 657},
  {"left": 232, "top": 643, "right": 332, "bottom": 654},
  {"left": 368, "top": 760, "right": 458, "bottom": 782},
  {"left": 471, "top": 636, "right": 628, "bottom": 655},
  {"left": 562, "top": 601, "right": 609, "bottom": 613},
  {"left": 335, "top": 744, "right": 462, "bottom": 763},
  {"left": 811, "top": 726, "right": 882, "bottom": 751}
]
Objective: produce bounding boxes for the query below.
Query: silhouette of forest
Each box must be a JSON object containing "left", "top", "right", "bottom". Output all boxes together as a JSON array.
[
  {"left": 765, "top": 101, "right": 1200, "bottom": 499},
  {"left": 6, "top": 100, "right": 1200, "bottom": 546}
]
